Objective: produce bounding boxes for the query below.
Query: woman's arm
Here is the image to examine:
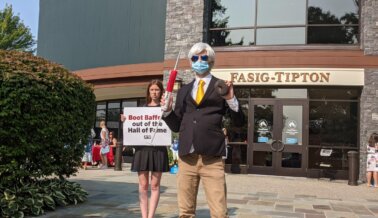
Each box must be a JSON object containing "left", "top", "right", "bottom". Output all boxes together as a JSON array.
[
  {"left": 120, "top": 114, "right": 126, "bottom": 122},
  {"left": 101, "top": 130, "right": 106, "bottom": 141},
  {"left": 111, "top": 138, "right": 117, "bottom": 147}
]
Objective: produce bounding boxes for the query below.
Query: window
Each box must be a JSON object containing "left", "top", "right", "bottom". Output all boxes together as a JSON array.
[
  {"left": 208, "top": 0, "right": 359, "bottom": 46},
  {"left": 309, "top": 101, "right": 358, "bottom": 147},
  {"left": 308, "top": 88, "right": 360, "bottom": 148},
  {"left": 94, "top": 98, "right": 144, "bottom": 142}
]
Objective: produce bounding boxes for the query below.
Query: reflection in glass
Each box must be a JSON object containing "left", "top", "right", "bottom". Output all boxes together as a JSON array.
[
  {"left": 282, "top": 152, "right": 302, "bottom": 168},
  {"left": 308, "top": 147, "right": 355, "bottom": 170},
  {"left": 272, "top": 89, "right": 307, "bottom": 99},
  {"left": 96, "top": 110, "right": 106, "bottom": 122},
  {"left": 225, "top": 100, "right": 248, "bottom": 143},
  {"left": 253, "top": 151, "right": 272, "bottom": 166},
  {"left": 308, "top": 88, "right": 360, "bottom": 100},
  {"left": 257, "top": 0, "right": 306, "bottom": 26},
  {"left": 308, "top": 26, "right": 358, "bottom": 44},
  {"left": 251, "top": 88, "right": 277, "bottom": 98},
  {"left": 308, "top": 0, "right": 359, "bottom": 24},
  {"left": 107, "top": 121, "right": 119, "bottom": 129},
  {"left": 251, "top": 88, "right": 307, "bottom": 98},
  {"left": 282, "top": 106, "right": 302, "bottom": 145},
  {"left": 256, "top": 28, "right": 305, "bottom": 45},
  {"left": 254, "top": 105, "right": 273, "bottom": 143},
  {"left": 108, "top": 101, "right": 120, "bottom": 109},
  {"left": 234, "top": 87, "right": 250, "bottom": 98},
  {"left": 207, "top": 0, "right": 359, "bottom": 46},
  {"left": 211, "top": 0, "right": 255, "bottom": 28},
  {"left": 122, "top": 100, "right": 138, "bottom": 108},
  {"left": 96, "top": 102, "right": 106, "bottom": 133},
  {"left": 309, "top": 101, "right": 358, "bottom": 147},
  {"left": 209, "top": 29, "right": 254, "bottom": 46},
  {"left": 225, "top": 144, "right": 247, "bottom": 165},
  {"left": 107, "top": 108, "right": 121, "bottom": 121},
  {"left": 97, "top": 102, "right": 106, "bottom": 110},
  {"left": 139, "top": 99, "right": 146, "bottom": 107}
]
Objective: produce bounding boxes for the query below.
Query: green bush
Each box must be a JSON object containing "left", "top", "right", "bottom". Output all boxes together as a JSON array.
[
  {"left": 0, "top": 179, "right": 88, "bottom": 217},
  {"left": 167, "top": 148, "right": 174, "bottom": 166},
  {"left": 0, "top": 50, "right": 95, "bottom": 216}
]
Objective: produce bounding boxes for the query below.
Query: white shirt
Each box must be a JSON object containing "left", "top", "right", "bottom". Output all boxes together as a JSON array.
[
  {"left": 192, "top": 74, "right": 239, "bottom": 112},
  {"left": 163, "top": 73, "right": 239, "bottom": 116}
]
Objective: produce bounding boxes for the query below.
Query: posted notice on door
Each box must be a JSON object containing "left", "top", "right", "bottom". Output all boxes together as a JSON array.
[{"left": 123, "top": 107, "right": 172, "bottom": 146}]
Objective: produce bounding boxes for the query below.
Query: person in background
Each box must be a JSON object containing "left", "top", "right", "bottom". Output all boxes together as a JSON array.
[
  {"left": 366, "top": 133, "right": 378, "bottom": 187},
  {"left": 170, "top": 139, "right": 179, "bottom": 164},
  {"left": 91, "top": 140, "right": 102, "bottom": 167},
  {"left": 222, "top": 128, "right": 229, "bottom": 160},
  {"left": 161, "top": 42, "right": 244, "bottom": 217},
  {"left": 121, "top": 80, "right": 169, "bottom": 218},
  {"left": 108, "top": 131, "right": 117, "bottom": 166},
  {"left": 99, "top": 120, "right": 110, "bottom": 169},
  {"left": 82, "top": 129, "right": 96, "bottom": 170}
]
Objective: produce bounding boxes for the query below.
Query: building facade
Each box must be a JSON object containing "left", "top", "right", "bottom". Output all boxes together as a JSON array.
[{"left": 38, "top": 0, "right": 378, "bottom": 181}]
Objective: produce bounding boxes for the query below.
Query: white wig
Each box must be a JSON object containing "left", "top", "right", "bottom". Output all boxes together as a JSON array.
[{"left": 188, "top": 42, "right": 215, "bottom": 69}]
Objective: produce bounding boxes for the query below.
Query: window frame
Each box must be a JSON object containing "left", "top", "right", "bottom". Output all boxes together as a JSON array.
[{"left": 206, "top": 0, "right": 361, "bottom": 48}]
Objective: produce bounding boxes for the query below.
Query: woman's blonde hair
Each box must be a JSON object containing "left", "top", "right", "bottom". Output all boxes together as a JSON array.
[{"left": 100, "top": 120, "right": 106, "bottom": 128}]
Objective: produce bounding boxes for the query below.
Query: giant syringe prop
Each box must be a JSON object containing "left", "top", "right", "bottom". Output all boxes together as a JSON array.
[
  {"left": 161, "top": 49, "right": 181, "bottom": 111},
  {"left": 150, "top": 49, "right": 181, "bottom": 144}
]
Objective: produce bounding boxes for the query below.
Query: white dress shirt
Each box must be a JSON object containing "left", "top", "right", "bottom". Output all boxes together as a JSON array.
[
  {"left": 163, "top": 73, "right": 239, "bottom": 116},
  {"left": 192, "top": 74, "right": 239, "bottom": 112}
]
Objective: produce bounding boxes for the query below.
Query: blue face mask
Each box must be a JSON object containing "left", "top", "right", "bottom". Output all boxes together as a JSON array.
[{"left": 192, "top": 61, "right": 209, "bottom": 75}]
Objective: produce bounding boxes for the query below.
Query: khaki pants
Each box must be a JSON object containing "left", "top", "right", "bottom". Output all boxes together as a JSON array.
[{"left": 177, "top": 154, "right": 228, "bottom": 218}]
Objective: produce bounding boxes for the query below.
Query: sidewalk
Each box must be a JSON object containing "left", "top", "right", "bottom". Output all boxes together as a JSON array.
[{"left": 40, "top": 164, "right": 378, "bottom": 218}]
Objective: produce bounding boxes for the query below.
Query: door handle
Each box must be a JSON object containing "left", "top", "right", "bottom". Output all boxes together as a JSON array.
[
  {"left": 270, "top": 140, "right": 278, "bottom": 152},
  {"left": 270, "top": 140, "right": 285, "bottom": 152},
  {"left": 276, "top": 140, "right": 285, "bottom": 152}
]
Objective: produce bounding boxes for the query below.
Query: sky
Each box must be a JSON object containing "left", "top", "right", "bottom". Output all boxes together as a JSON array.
[{"left": 0, "top": 0, "right": 40, "bottom": 39}]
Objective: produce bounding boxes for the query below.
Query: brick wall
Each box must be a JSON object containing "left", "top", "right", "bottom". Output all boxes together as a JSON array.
[
  {"left": 359, "top": 69, "right": 378, "bottom": 181},
  {"left": 361, "top": 0, "right": 378, "bottom": 55},
  {"left": 359, "top": 0, "right": 378, "bottom": 181},
  {"left": 164, "top": 0, "right": 205, "bottom": 60},
  {"left": 163, "top": 0, "right": 206, "bottom": 95}
]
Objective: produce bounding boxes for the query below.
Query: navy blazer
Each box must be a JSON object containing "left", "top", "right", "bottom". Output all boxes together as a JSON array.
[{"left": 163, "top": 76, "right": 244, "bottom": 157}]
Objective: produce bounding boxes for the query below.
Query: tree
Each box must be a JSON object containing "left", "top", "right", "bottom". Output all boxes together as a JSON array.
[
  {"left": 308, "top": 6, "right": 358, "bottom": 44},
  {"left": 209, "top": 0, "right": 244, "bottom": 46},
  {"left": 0, "top": 4, "right": 36, "bottom": 52}
]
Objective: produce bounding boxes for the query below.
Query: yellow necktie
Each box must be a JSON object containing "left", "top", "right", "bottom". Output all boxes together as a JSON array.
[{"left": 195, "top": 80, "right": 205, "bottom": 105}]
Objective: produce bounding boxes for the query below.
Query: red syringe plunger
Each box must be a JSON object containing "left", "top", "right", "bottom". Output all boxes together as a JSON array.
[{"left": 166, "top": 70, "right": 178, "bottom": 92}]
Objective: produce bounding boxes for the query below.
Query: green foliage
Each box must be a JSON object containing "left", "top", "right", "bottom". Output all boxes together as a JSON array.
[
  {"left": 210, "top": 0, "right": 245, "bottom": 46},
  {"left": 0, "top": 178, "right": 88, "bottom": 217},
  {"left": 0, "top": 5, "right": 36, "bottom": 52},
  {"left": 168, "top": 132, "right": 179, "bottom": 166},
  {"left": 0, "top": 50, "right": 94, "bottom": 216},
  {"left": 167, "top": 148, "right": 174, "bottom": 166},
  {"left": 0, "top": 50, "right": 96, "bottom": 184}
]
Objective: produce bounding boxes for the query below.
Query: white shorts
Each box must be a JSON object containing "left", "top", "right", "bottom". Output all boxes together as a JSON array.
[{"left": 82, "top": 152, "right": 92, "bottom": 162}]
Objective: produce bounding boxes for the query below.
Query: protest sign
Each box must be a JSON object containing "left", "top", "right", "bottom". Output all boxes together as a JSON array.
[{"left": 123, "top": 107, "right": 171, "bottom": 146}]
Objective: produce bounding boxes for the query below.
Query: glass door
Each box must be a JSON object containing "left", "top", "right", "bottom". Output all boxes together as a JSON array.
[{"left": 248, "top": 99, "right": 308, "bottom": 176}]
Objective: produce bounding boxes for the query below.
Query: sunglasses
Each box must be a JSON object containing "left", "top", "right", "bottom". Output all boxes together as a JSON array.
[{"left": 191, "top": 55, "right": 209, "bottom": 62}]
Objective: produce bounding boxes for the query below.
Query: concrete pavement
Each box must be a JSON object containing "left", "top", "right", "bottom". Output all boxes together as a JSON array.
[{"left": 40, "top": 164, "right": 378, "bottom": 218}]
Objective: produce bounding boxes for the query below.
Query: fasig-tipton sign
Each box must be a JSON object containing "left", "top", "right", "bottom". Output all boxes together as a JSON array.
[{"left": 211, "top": 68, "right": 364, "bottom": 86}]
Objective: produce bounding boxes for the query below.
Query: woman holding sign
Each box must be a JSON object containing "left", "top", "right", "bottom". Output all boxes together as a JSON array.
[{"left": 121, "top": 80, "right": 169, "bottom": 218}]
